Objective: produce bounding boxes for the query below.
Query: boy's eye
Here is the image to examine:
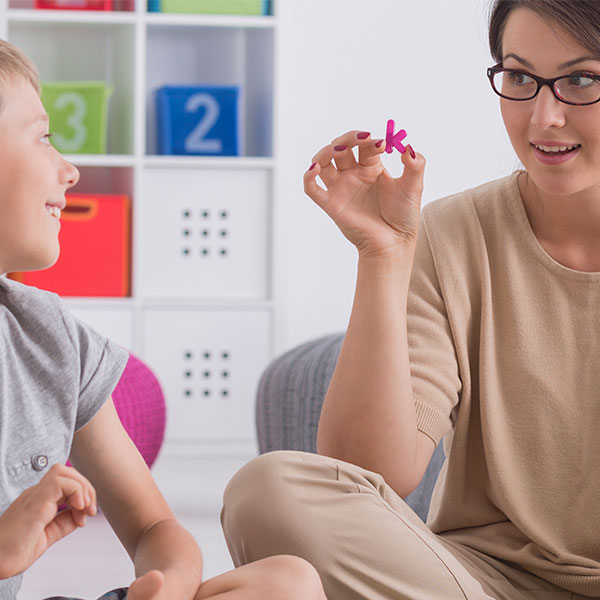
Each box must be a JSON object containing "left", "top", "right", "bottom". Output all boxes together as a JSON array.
[{"left": 40, "top": 133, "right": 54, "bottom": 146}]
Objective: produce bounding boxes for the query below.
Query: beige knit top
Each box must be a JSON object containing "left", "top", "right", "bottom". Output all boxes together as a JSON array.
[{"left": 408, "top": 170, "right": 600, "bottom": 596}]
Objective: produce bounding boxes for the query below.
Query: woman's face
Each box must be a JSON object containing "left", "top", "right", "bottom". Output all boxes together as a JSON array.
[{"left": 500, "top": 8, "right": 600, "bottom": 198}]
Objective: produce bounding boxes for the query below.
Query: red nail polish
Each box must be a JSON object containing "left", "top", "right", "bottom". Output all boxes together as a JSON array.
[
  {"left": 333, "top": 145, "right": 347, "bottom": 152},
  {"left": 375, "top": 140, "right": 384, "bottom": 148},
  {"left": 309, "top": 162, "right": 316, "bottom": 170},
  {"left": 408, "top": 145, "right": 416, "bottom": 159},
  {"left": 357, "top": 131, "right": 371, "bottom": 140}
]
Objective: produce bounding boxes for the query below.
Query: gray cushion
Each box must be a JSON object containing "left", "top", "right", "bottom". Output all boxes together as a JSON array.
[{"left": 256, "top": 333, "right": 446, "bottom": 522}]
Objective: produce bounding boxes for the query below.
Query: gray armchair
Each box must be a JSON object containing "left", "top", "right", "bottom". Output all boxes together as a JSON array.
[{"left": 255, "top": 333, "right": 446, "bottom": 522}]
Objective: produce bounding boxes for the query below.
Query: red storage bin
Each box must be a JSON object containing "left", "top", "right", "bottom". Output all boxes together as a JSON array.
[
  {"left": 34, "top": 0, "right": 112, "bottom": 10},
  {"left": 9, "top": 193, "right": 131, "bottom": 297}
]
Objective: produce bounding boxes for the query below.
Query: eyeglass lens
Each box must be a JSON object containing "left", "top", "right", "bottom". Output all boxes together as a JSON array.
[{"left": 492, "top": 70, "right": 600, "bottom": 104}]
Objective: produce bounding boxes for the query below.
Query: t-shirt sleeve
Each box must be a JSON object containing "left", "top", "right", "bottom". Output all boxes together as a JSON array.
[
  {"left": 66, "top": 313, "right": 130, "bottom": 431},
  {"left": 407, "top": 211, "right": 462, "bottom": 446}
]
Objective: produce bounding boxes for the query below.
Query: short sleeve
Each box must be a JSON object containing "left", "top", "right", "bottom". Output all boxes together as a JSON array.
[
  {"left": 67, "top": 314, "right": 130, "bottom": 431},
  {"left": 407, "top": 212, "right": 462, "bottom": 445}
]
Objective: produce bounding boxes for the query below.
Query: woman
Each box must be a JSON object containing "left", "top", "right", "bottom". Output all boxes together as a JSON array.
[{"left": 221, "top": 1, "right": 600, "bottom": 598}]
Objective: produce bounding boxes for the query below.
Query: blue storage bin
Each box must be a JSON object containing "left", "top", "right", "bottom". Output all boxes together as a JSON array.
[{"left": 156, "top": 85, "right": 240, "bottom": 156}]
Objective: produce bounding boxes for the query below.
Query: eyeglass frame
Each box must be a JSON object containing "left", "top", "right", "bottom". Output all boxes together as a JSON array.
[{"left": 486, "top": 63, "right": 600, "bottom": 106}]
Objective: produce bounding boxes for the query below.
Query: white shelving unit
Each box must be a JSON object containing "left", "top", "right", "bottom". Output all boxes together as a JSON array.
[{"left": 0, "top": 0, "right": 278, "bottom": 458}]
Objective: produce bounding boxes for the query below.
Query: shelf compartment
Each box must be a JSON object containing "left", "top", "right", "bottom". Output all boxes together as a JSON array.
[
  {"left": 145, "top": 24, "right": 273, "bottom": 157},
  {"left": 138, "top": 167, "right": 270, "bottom": 299},
  {"left": 8, "top": 20, "right": 135, "bottom": 155},
  {"left": 8, "top": 0, "right": 135, "bottom": 12},
  {"left": 73, "top": 166, "right": 134, "bottom": 197},
  {"left": 143, "top": 155, "right": 273, "bottom": 169},
  {"left": 141, "top": 308, "right": 270, "bottom": 442},
  {"left": 144, "top": 13, "right": 276, "bottom": 28}
]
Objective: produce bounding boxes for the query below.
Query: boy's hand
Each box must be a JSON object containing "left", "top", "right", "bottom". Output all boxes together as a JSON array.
[
  {"left": 128, "top": 570, "right": 166, "bottom": 600},
  {"left": 0, "top": 463, "right": 96, "bottom": 579}
]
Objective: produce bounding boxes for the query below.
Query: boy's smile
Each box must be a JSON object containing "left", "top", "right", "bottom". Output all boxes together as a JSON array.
[{"left": 0, "top": 75, "right": 79, "bottom": 275}]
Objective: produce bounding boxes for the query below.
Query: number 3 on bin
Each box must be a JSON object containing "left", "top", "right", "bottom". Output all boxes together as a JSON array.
[{"left": 184, "top": 93, "right": 223, "bottom": 154}]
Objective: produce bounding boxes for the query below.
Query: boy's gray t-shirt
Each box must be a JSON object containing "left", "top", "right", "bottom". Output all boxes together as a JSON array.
[{"left": 0, "top": 277, "right": 129, "bottom": 599}]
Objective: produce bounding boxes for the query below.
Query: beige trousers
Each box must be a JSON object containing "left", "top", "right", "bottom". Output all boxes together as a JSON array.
[{"left": 221, "top": 450, "right": 583, "bottom": 600}]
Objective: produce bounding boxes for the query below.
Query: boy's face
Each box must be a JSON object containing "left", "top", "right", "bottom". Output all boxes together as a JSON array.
[{"left": 0, "top": 75, "right": 79, "bottom": 274}]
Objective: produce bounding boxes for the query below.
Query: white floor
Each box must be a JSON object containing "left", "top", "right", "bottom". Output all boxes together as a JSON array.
[{"left": 18, "top": 452, "right": 254, "bottom": 600}]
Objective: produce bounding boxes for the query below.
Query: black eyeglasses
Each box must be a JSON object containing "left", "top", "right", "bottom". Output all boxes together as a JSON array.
[{"left": 487, "top": 63, "right": 600, "bottom": 106}]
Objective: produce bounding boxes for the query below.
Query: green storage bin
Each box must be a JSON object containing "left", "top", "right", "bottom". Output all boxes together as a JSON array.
[
  {"left": 158, "top": 0, "right": 267, "bottom": 15},
  {"left": 41, "top": 81, "right": 113, "bottom": 154}
]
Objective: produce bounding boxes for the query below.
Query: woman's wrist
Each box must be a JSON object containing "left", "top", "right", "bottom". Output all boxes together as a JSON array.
[{"left": 357, "top": 244, "right": 415, "bottom": 278}]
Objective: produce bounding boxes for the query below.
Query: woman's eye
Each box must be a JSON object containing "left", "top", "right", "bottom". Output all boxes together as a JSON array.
[
  {"left": 568, "top": 75, "right": 595, "bottom": 88},
  {"left": 507, "top": 71, "right": 533, "bottom": 86}
]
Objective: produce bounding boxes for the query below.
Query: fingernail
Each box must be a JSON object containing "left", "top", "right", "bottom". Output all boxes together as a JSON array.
[
  {"left": 309, "top": 162, "right": 316, "bottom": 170},
  {"left": 356, "top": 131, "right": 370, "bottom": 140},
  {"left": 408, "top": 144, "right": 416, "bottom": 160},
  {"left": 333, "top": 145, "right": 347, "bottom": 152},
  {"left": 375, "top": 139, "right": 384, "bottom": 148}
]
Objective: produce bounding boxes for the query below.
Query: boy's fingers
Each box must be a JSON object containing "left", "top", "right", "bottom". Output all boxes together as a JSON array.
[
  {"left": 42, "top": 465, "right": 96, "bottom": 511},
  {"left": 44, "top": 510, "right": 81, "bottom": 547},
  {"left": 128, "top": 570, "right": 165, "bottom": 600}
]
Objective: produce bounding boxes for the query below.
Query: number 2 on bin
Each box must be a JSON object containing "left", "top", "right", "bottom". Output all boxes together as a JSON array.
[{"left": 184, "top": 93, "right": 223, "bottom": 154}]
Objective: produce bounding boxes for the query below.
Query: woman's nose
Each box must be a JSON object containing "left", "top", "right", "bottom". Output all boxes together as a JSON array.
[{"left": 530, "top": 84, "right": 567, "bottom": 130}]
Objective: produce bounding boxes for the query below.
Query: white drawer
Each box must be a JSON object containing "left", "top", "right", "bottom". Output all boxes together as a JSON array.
[
  {"left": 138, "top": 168, "right": 270, "bottom": 298},
  {"left": 141, "top": 308, "right": 270, "bottom": 442}
]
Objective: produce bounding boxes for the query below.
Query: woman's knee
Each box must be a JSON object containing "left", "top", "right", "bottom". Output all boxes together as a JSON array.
[
  {"left": 223, "top": 451, "right": 318, "bottom": 521},
  {"left": 221, "top": 451, "right": 333, "bottom": 560}
]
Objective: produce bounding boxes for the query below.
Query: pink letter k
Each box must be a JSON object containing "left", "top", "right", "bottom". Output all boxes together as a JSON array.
[{"left": 385, "top": 119, "right": 407, "bottom": 154}]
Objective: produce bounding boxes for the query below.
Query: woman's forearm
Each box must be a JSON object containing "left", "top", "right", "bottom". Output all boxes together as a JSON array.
[{"left": 316, "top": 249, "right": 420, "bottom": 496}]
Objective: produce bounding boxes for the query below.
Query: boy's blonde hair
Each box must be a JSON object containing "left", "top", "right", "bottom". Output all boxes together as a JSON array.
[{"left": 0, "top": 40, "right": 40, "bottom": 112}]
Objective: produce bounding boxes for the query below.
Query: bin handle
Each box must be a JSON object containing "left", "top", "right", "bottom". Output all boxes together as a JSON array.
[{"left": 62, "top": 197, "right": 99, "bottom": 221}]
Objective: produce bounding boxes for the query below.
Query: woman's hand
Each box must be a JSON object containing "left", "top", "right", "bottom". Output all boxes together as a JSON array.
[
  {"left": 303, "top": 130, "right": 426, "bottom": 258},
  {"left": 0, "top": 464, "right": 96, "bottom": 579}
]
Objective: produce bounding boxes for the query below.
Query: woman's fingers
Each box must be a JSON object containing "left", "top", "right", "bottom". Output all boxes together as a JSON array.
[
  {"left": 398, "top": 144, "right": 426, "bottom": 195},
  {"left": 311, "top": 144, "right": 338, "bottom": 188},
  {"left": 358, "top": 137, "right": 385, "bottom": 166},
  {"left": 330, "top": 130, "right": 372, "bottom": 170},
  {"left": 303, "top": 162, "right": 328, "bottom": 206}
]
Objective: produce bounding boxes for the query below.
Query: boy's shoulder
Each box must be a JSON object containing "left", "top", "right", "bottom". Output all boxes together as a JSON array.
[
  {"left": 0, "top": 275, "right": 62, "bottom": 305},
  {"left": 0, "top": 275, "right": 74, "bottom": 330},
  {"left": 0, "top": 276, "right": 82, "bottom": 353}
]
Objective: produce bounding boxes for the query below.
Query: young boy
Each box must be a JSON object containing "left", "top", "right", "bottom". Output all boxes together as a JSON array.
[{"left": 0, "top": 39, "right": 326, "bottom": 600}]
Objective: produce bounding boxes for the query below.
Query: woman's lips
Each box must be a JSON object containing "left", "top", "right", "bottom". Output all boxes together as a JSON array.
[{"left": 531, "top": 143, "right": 581, "bottom": 165}]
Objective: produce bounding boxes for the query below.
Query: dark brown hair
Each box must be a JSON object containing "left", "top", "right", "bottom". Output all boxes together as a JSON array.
[{"left": 489, "top": 0, "right": 600, "bottom": 64}]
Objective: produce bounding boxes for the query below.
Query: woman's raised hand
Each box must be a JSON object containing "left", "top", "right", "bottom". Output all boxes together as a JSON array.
[{"left": 303, "top": 130, "right": 426, "bottom": 259}]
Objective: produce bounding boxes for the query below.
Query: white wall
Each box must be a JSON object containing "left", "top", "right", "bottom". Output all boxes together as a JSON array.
[{"left": 274, "top": 0, "right": 519, "bottom": 354}]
